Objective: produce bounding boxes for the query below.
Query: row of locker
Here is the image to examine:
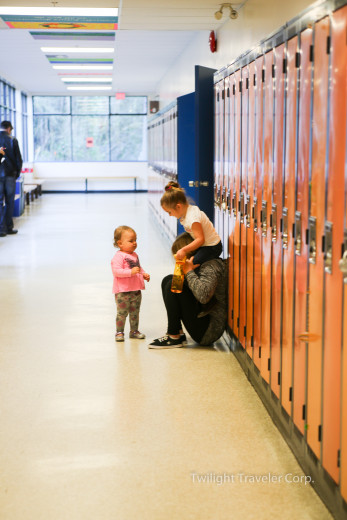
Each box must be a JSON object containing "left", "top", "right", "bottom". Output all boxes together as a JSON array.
[
  {"left": 213, "top": 3, "right": 347, "bottom": 504},
  {"left": 147, "top": 102, "right": 177, "bottom": 177},
  {"left": 148, "top": 103, "right": 178, "bottom": 240}
]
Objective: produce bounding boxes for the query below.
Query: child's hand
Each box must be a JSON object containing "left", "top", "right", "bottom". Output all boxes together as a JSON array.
[
  {"left": 175, "top": 248, "right": 186, "bottom": 261},
  {"left": 143, "top": 273, "right": 150, "bottom": 282},
  {"left": 131, "top": 266, "right": 140, "bottom": 275}
]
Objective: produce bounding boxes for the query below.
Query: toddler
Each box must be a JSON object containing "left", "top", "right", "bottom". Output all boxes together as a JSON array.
[{"left": 111, "top": 225, "right": 150, "bottom": 342}]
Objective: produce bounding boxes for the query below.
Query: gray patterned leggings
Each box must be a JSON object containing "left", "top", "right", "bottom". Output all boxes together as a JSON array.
[{"left": 115, "top": 290, "right": 142, "bottom": 332}]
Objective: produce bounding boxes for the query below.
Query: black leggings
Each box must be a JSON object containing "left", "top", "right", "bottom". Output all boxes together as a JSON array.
[{"left": 161, "top": 275, "right": 210, "bottom": 344}]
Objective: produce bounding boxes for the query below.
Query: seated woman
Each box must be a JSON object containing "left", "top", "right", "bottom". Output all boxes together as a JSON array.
[{"left": 149, "top": 232, "right": 227, "bottom": 349}]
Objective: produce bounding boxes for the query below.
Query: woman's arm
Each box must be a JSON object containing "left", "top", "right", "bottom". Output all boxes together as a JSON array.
[{"left": 185, "top": 263, "right": 220, "bottom": 304}]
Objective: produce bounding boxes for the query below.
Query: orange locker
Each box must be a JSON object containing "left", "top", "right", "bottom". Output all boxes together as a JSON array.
[
  {"left": 228, "top": 71, "right": 236, "bottom": 332},
  {"left": 306, "top": 16, "right": 329, "bottom": 458},
  {"left": 253, "top": 55, "right": 264, "bottom": 369},
  {"left": 260, "top": 49, "right": 274, "bottom": 382},
  {"left": 214, "top": 79, "right": 225, "bottom": 240},
  {"left": 293, "top": 28, "right": 313, "bottom": 434},
  {"left": 223, "top": 75, "right": 231, "bottom": 260},
  {"left": 214, "top": 80, "right": 222, "bottom": 230},
  {"left": 281, "top": 36, "right": 298, "bottom": 416},
  {"left": 322, "top": 5, "right": 347, "bottom": 484},
  {"left": 239, "top": 63, "right": 249, "bottom": 349},
  {"left": 341, "top": 233, "right": 347, "bottom": 502},
  {"left": 232, "top": 68, "right": 242, "bottom": 339},
  {"left": 246, "top": 59, "right": 256, "bottom": 358},
  {"left": 270, "top": 42, "right": 285, "bottom": 397}
]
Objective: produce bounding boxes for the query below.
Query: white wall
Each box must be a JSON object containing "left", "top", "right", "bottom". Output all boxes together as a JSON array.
[
  {"left": 32, "top": 161, "right": 148, "bottom": 191},
  {"left": 157, "top": 0, "right": 314, "bottom": 104}
]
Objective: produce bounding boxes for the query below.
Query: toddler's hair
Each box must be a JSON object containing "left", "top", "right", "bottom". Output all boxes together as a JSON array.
[
  {"left": 160, "top": 181, "right": 187, "bottom": 208},
  {"left": 171, "top": 232, "right": 194, "bottom": 259},
  {"left": 113, "top": 225, "right": 135, "bottom": 248}
]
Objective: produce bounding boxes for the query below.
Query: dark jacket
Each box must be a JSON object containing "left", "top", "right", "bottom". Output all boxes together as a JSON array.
[{"left": 0, "top": 130, "right": 23, "bottom": 178}]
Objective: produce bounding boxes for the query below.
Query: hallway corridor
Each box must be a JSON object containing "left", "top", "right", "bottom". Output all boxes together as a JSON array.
[{"left": 0, "top": 194, "right": 332, "bottom": 520}]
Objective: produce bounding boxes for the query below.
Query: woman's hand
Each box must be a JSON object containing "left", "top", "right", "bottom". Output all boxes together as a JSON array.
[{"left": 182, "top": 257, "right": 200, "bottom": 275}]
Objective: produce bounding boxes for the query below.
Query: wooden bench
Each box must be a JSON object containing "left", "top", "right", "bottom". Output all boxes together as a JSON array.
[{"left": 35, "top": 176, "right": 140, "bottom": 192}]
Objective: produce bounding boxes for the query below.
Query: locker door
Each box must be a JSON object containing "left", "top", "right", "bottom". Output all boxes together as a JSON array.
[
  {"left": 214, "top": 81, "right": 221, "bottom": 229},
  {"left": 281, "top": 36, "right": 298, "bottom": 416},
  {"left": 293, "top": 28, "right": 313, "bottom": 434},
  {"left": 239, "top": 64, "right": 249, "bottom": 349},
  {"left": 260, "top": 50, "right": 274, "bottom": 382},
  {"left": 223, "top": 76, "right": 231, "bottom": 260},
  {"left": 306, "top": 16, "right": 329, "bottom": 458},
  {"left": 322, "top": 5, "right": 347, "bottom": 484},
  {"left": 246, "top": 60, "right": 256, "bottom": 358},
  {"left": 341, "top": 230, "right": 347, "bottom": 501},
  {"left": 228, "top": 73, "right": 236, "bottom": 332},
  {"left": 271, "top": 42, "right": 285, "bottom": 397},
  {"left": 233, "top": 69, "right": 242, "bottom": 339},
  {"left": 217, "top": 81, "right": 225, "bottom": 244},
  {"left": 253, "top": 55, "right": 264, "bottom": 369}
]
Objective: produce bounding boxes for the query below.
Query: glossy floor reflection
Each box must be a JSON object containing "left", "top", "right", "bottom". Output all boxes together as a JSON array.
[{"left": 0, "top": 194, "right": 332, "bottom": 520}]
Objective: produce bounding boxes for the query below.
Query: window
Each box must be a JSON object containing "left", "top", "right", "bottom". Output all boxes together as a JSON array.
[
  {"left": 33, "top": 96, "right": 147, "bottom": 162},
  {"left": 0, "top": 79, "right": 16, "bottom": 128}
]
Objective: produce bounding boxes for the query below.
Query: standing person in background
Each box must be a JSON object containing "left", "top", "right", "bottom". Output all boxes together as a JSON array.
[{"left": 0, "top": 121, "right": 23, "bottom": 237}]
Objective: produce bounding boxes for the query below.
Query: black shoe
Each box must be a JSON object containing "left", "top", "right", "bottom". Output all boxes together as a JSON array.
[
  {"left": 197, "top": 296, "right": 217, "bottom": 318},
  {"left": 7, "top": 229, "right": 18, "bottom": 235},
  {"left": 180, "top": 333, "right": 188, "bottom": 346},
  {"left": 148, "top": 335, "right": 184, "bottom": 349},
  {"left": 0, "top": 231, "right": 6, "bottom": 237}
]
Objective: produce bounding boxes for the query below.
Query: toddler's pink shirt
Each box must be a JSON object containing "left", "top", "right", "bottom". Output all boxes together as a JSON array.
[{"left": 111, "top": 251, "right": 146, "bottom": 294}]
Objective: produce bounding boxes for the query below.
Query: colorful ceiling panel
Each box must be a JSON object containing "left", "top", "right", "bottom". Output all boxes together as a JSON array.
[{"left": 1, "top": 15, "right": 118, "bottom": 30}]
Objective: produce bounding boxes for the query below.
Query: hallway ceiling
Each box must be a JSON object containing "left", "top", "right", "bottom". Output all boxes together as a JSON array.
[{"left": 0, "top": 0, "right": 242, "bottom": 95}]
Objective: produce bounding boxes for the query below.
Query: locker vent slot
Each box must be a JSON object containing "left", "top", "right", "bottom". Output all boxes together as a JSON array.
[
  {"left": 277, "top": 372, "right": 281, "bottom": 385},
  {"left": 246, "top": 77, "right": 249, "bottom": 89},
  {"left": 246, "top": 195, "right": 251, "bottom": 228},
  {"left": 338, "top": 450, "right": 341, "bottom": 468},
  {"left": 237, "top": 317, "right": 239, "bottom": 328},
  {"left": 282, "top": 208, "right": 288, "bottom": 249},
  {"left": 327, "top": 36, "right": 331, "bottom": 54},
  {"left": 309, "top": 217, "right": 317, "bottom": 264},
  {"left": 283, "top": 58, "right": 287, "bottom": 74},
  {"left": 259, "top": 346, "right": 261, "bottom": 358},
  {"left": 309, "top": 45, "right": 314, "bottom": 62},
  {"left": 262, "top": 69, "right": 265, "bottom": 82},
  {"left": 222, "top": 89, "right": 225, "bottom": 100},
  {"left": 271, "top": 204, "right": 277, "bottom": 242},
  {"left": 295, "top": 211, "right": 302, "bottom": 256},
  {"left": 233, "top": 84, "right": 236, "bottom": 95},
  {"left": 244, "top": 326, "right": 246, "bottom": 337},
  {"left": 318, "top": 425, "right": 322, "bottom": 442},
  {"left": 239, "top": 81, "right": 242, "bottom": 92},
  {"left": 267, "top": 358, "right": 271, "bottom": 371},
  {"left": 253, "top": 198, "right": 258, "bottom": 232},
  {"left": 272, "top": 64, "right": 275, "bottom": 78},
  {"left": 251, "top": 336, "right": 254, "bottom": 347},
  {"left": 295, "top": 52, "right": 300, "bottom": 68},
  {"left": 324, "top": 222, "right": 333, "bottom": 274},
  {"left": 289, "top": 387, "right": 292, "bottom": 402},
  {"left": 217, "top": 92, "right": 220, "bottom": 102},
  {"left": 227, "top": 88, "right": 230, "bottom": 97},
  {"left": 231, "top": 309, "right": 234, "bottom": 319},
  {"left": 302, "top": 404, "right": 306, "bottom": 420},
  {"left": 261, "top": 201, "right": 267, "bottom": 237},
  {"left": 253, "top": 74, "right": 256, "bottom": 86}
]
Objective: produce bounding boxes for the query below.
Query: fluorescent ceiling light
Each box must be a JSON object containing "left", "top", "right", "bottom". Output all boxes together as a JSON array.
[
  {"left": 53, "top": 65, "right": 113, "bottom": 71},
  {"left": 0, "top": 7, "right": 118, "bottom": 16},
  {"left": 67, "top": 86, "right": 112, "bottom": 91},
  {"left": 41, "top": 47, "right": 114, "bottom": 53},
  {"left": 61, "top": 77, "right": 112, "bottom": 83}
]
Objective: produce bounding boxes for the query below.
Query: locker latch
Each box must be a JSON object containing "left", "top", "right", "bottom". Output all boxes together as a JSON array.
[
  {"left": 253, "top": 198, "right": 258, "bottom": 232},
  {"left": 282, "top": 208, "right": 288, "bottom": 249},
  {"left": 240, "top": 192, "right": 245, "bottom": 222},
  {"left": 214, "top": 183, "right": 220, "bottom": 208},
  {"left": 227, "top": 190, "right": 231, "bottom": 214},
  {"left": 246, "top": 195, "right": 251, "bottom": 228},
  {"left": 189, "top": 180, "right": 199, "bottom": 188},
  {"left": 271, "top": 204, "right": 277, "bottom": 242},
  {"left": 294, "top": 211, "right": 302, "bottom": 256},
  {"left": 323, "top": 222, "right": 333, "bottom": 274},
  {"left": 339, "top": 229, "right": 347, "bottom": 283},
  {"left": 261, "top": 201, "right": 267, "bottom": 237},
  {"left": 308, "top": 216, "right": 317, "bottom": 264}
]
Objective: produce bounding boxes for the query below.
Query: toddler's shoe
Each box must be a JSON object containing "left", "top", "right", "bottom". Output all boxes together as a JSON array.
[
  {"left": 129, "top": 330, "right": 146, "bottom": 339},
  {"left": 115, "top": 332, "right": 124, "bottom": 342}
]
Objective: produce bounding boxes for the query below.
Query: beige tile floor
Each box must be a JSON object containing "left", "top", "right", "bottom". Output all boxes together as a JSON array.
[{"left": 0, "top": 193, "right": 332, "bottom": 520}]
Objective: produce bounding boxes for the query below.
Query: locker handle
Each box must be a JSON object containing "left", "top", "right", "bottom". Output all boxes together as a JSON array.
[
  {"left": 282, "top": 209, "right": 288, "bottom": 249},
  {"left": 295, "top": 212, "right": 302, "bottom": 256},
  {"left": 309, "top": 217, "right": 317, "bottom": 264},
  {"left": 324, "top": 223, "right": 333, "bottom": 274},
  {"left": 271, "top": 204, "right": 277, "bottom": 242}
]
